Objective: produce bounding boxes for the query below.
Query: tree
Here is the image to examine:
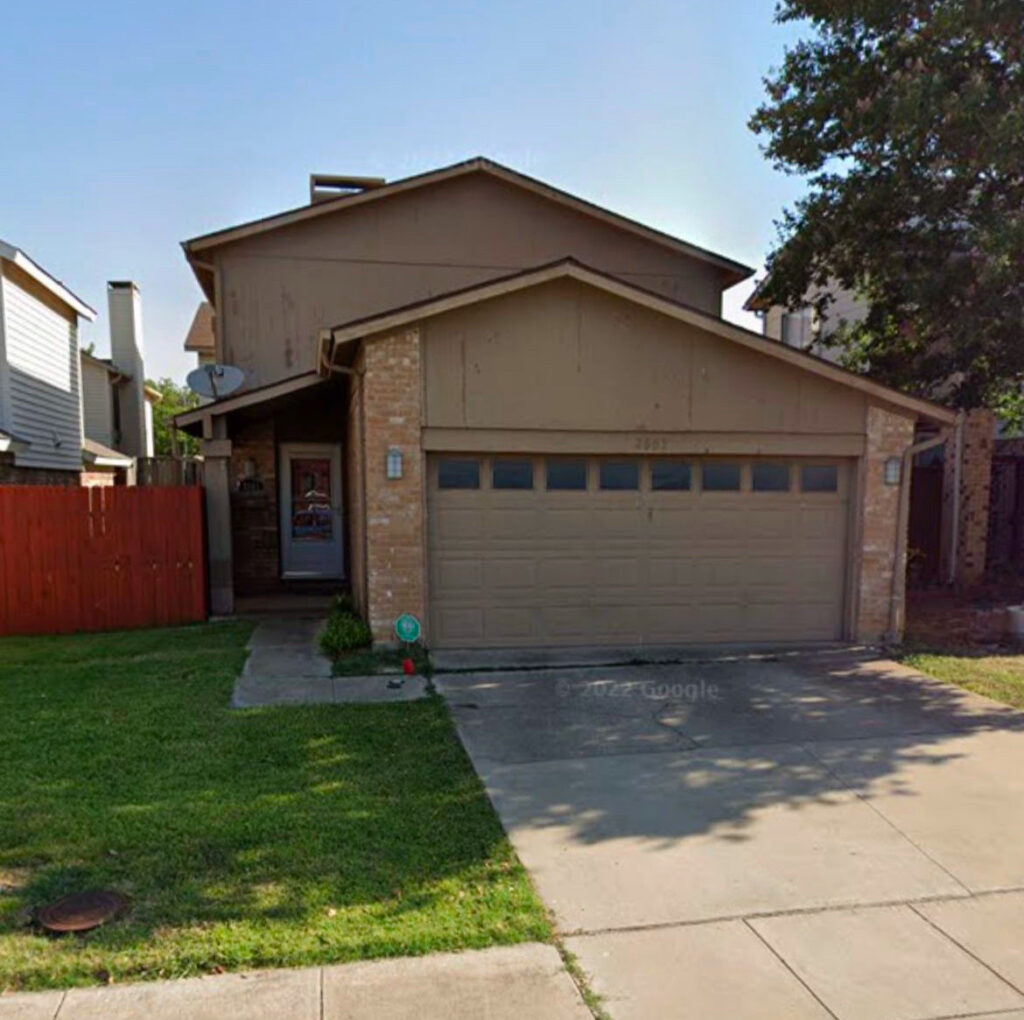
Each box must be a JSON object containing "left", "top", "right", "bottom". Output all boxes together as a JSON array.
[
  {"left": 749, "top": 0, "right": 1024, "bottom": 417},
  {"left": 148, "top": 377, "right": 200, "bottom": 457}
]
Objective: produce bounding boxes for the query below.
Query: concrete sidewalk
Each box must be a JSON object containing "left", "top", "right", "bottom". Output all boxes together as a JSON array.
[
  {"left": 232, "top": 617, "right": 428, "bottom": 706},
  {"left": 0, "top": 943, "right": 589, "bottom": 1019}
]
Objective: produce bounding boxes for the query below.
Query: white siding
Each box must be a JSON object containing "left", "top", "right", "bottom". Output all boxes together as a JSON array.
[
  {"left": 761, "top": 282, "right": 869, "bottom": 367},
  {"left": 1, "top": 269, "right": 82, "bottom": 471},
  {"left": 144, "top": 398, "right": 154, "bottom": 457},
  {"left": 81, "top": 357, "right": 114, "bottom": 447}
]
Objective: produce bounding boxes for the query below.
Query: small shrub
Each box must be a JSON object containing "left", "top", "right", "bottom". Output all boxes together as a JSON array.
[
  {"left": 320, "top": 611, "right": 372, "bottom": 658},
  {"left": 332, "top": 592, "right": 358, "bottom": 617}
]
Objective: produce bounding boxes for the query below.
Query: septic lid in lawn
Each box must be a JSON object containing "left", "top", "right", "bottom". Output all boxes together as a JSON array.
[{"left": 38, "top": 890, "right": 128, "bottom": 932}]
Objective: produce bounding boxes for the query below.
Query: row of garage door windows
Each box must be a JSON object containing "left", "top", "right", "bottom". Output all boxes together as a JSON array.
[{"left": 435, "top": 457, "right": 840, "bottom": 494}]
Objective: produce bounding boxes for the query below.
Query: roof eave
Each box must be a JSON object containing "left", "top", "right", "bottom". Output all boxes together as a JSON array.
[
  {"left": 179, "top": 157, "right": 754, "bottom": 284},
  {"left": 0, "top": 241, "right": 96, "bottom": 320}
]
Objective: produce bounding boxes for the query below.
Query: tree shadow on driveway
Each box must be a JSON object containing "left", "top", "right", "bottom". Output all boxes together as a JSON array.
[{"left": 439, "top": 650, "right": 1024, "bottom": 929}]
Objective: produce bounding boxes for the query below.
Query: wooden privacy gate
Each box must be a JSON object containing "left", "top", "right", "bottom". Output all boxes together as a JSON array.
[{"left": 0, "top": 486, "right": 207, "bottom": 636}]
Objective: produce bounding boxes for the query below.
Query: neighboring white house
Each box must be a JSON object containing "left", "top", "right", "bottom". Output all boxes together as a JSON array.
[
  {"left": 0, "top": 241, "right": 158, "bottom": 485},
  {"left": 745, "top": 276, "right": 868, "bottom": 365},
  {"left": 0, "top": 240, "right": 96, "bottom": 483}
]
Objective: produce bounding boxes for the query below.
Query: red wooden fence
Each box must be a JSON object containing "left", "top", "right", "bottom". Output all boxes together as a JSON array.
[{"left": 0, "top": 485, "right": 207, "bottom": 636}]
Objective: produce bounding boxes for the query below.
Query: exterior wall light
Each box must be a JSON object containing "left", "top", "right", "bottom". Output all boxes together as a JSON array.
[
  {"left": 386, "top": 447, "right": 403, "bottom": 480},
  {"left": 884, "top": 456, "right": 902, "bottom": 486}
]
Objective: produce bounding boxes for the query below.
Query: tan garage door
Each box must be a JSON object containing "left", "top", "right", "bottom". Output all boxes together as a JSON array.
[{"left": 427, "top": 455, "right": 850, "bottom": 648}]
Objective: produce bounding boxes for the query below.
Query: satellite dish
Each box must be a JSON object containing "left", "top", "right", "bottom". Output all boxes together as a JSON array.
[{"left": 186, "top": 364, "right": 245, "bottom": 399}]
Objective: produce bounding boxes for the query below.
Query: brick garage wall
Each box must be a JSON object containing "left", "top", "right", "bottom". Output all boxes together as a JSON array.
[
  {"left": 229, "top": 417, "right": 279, "bottom": 595},
  {"left": 857, "top": 404, "right": 915, "bottom": 642},
  {"left": 361, "top": 329, "right": 426, "bottom": 644},
  {"left": 0, "top": 454, "right": 79, "bottom": 485}
]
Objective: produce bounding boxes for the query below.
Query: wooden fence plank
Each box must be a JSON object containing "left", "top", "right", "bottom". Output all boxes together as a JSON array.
[{"left": 0, "top": 486, "right": 208, "bottom": 636}]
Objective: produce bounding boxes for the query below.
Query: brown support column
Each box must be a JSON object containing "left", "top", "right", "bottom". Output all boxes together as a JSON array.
[{"left": 202, "top": 414, "right": 235, "bottom": 615}]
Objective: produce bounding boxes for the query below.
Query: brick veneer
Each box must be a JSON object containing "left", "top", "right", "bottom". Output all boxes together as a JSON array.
[
  {"left": 857, "top": 404, "right": 915, "bottom": 642},
  {"left": 947, "top": 409, "right": 994, "bottom": 586},
  {"left": 229, "top": 417, "right": 279, "bottom": 595},
  {"left": 359, "top": 329, "right": 426, "bottom": 644}
]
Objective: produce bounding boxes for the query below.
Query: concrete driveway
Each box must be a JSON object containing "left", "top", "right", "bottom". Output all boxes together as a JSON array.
[{"left": 438, "top": 650, "right": 1024, "bottom": 1020}]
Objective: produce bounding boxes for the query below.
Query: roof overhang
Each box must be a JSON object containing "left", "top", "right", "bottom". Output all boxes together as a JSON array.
[
  {"left": 743, "top": 274, "right": 773, "bottom": 312},
  {"left": 0, "top": 241, "right": 96, "bottom": 320},
  {"left": 173, "top": 371, "right": 325, "bottom": 429},
  {"left": 325, "top": 258, "right": 955, "bottom": 427},
  {"left": 82, "top": 438, "right": 133, "bottom": 468},
  {"left": 81, "top": 350, "right": 132, "bottom": 381},
  {"left": 0, "top": 428, "right": 30, "bottom": 454},
  {"left": 181, "top": 157, "right": 754, "bottom": 294}
]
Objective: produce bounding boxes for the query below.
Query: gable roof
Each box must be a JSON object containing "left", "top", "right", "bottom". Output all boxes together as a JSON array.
[
  {"left": 184, "top": 301, "right": 215, "bottom": 352},
  {"left": 325, "top": 258, "right": 954, "bottom": 426},
  {"left": 181, "top": 157, "right": 754, "bottom": 288},
  {"left": 0, "top": 240, "right": 96, "bottom": 320}
]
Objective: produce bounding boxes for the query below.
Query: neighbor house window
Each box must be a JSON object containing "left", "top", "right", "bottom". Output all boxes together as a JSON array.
[
  {"left": 546, "top": 459, "right": 587, "bottom": 491},
  {"left": 492, "top": 459, "right": 533, "bottom": 490},
  {"left": 651, "top": 461, "right": 691, "bottom": 491},
  {"left": 780, "top": 307, "right": 814, "bottom": 348},
  {"left": 801, "top": 464, "right": 839, "bottom": 492},
  {"left": 438, "top": 458, "right": 480, "bottom": 489},
  {"left": 701, "top": 462, "right": 741, "bottom": 491},
  {"left": 752, "top": 462, "right": 790, "bottom": 492},
  {"left": 599, "top": 460, "right": 639, "bottom": 491}
]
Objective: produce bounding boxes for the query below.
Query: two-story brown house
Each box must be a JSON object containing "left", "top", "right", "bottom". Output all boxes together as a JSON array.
[{"left": 175, "top": 157, "right": 953, "bottom": 650}]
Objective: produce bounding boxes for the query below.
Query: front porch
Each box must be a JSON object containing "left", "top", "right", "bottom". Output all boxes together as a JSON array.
[{"left": 181, "top": 375, "right": 354, "bottom": 615}]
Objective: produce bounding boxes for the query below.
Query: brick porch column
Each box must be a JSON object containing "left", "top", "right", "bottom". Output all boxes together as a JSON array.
[
  {"left": 360, "top": 329, "right": 426, "bottom": 645},
  {"left": 941, "top": 409, "right": 995, "bottom": 587}
]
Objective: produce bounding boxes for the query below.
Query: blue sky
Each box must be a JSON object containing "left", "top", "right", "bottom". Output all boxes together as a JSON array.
[{"left": 1, "top": 0, "right": 806, "bottom": 382}]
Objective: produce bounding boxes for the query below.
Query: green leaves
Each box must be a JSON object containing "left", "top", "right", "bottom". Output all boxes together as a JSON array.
[
  {"left": 147, "top": 377, "right": 200, "bottom": 457},
  {"left": 752, "top": 0, "right": 1024, "bottom": 411}
]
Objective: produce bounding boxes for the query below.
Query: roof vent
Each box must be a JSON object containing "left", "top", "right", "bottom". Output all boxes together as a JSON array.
[{"left": 309, "top": 174, "right": 386, "bottom": 204}]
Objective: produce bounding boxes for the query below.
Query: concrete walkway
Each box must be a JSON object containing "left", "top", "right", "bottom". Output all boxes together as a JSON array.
[
  {"left": 0, "top": 943, "right": 589, "bottom": 1019},
  {"left": 232, "top": 617, "right": 428, "bottom": 706},
  {"left": 439, "top": 650, "right": 1024, "bottom": 1020}
]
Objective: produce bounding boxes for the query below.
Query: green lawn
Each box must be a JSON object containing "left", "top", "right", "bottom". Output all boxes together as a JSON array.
[
  {"left": 0, "top": 623, "right": 548, "bottom": 991},
  {"left": 902, "top": 649, "right": 1024, "bottom": 710}
]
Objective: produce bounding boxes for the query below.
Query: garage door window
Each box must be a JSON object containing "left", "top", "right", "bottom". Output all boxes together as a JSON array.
[
  {"left": 600, "top": 460, "right": 639, "bottom": 490},
  {"left": 701, "top": 462, "right": 741, "bottom": 491},
  {"left": 438, "top": 458, "right": 480, "bottom": 489},
  {"left": 801, "top": 464, "right": 838, "bottom": 492},
  {"left": 651, "top": 461, "right": 691, "bottom": 491},
  {"left": 493, "top": 459, "right": 534, "bottom": 490},
  {"left": 546, "top": 459, "right": 587, "bottom": 491},
  {"left": 752, "top": 462, "right": 791, "bottom": 492}
]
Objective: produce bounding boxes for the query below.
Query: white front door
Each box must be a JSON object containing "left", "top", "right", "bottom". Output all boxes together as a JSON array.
[{"left": 279, "top": 443, "right": 344, "bottom": 579}]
